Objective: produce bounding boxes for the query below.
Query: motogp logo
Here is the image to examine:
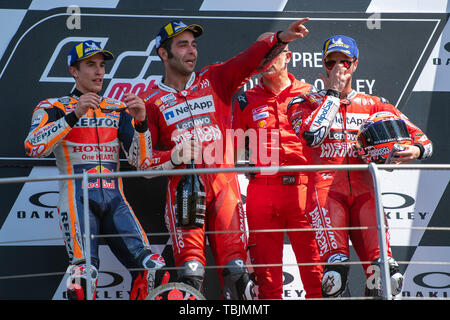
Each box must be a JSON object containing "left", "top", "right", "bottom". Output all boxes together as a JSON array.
[{"left": 40, "top": 36, "right": 163, "bottom": 101}]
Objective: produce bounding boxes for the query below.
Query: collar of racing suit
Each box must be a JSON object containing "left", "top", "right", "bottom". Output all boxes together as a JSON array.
[
  {"left": 69, "top": 88, "right": 106, "bottom": 100},
  {"left": 158, "top": 72, "right": 196, "bottom": 93},
  {"left": 70, "top": 88, "right": 84, "bottom": 99}
]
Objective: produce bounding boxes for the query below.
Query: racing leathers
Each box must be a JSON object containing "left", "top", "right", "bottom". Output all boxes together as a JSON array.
[
  {"left": 286, "top": 89, "right": 432, "bottom": 297},
  {"left": 232, "top": 73, "right": 322, "bottom": 299},
  {"left": 24, "top": 89, "right": 165, "bottom": 300},
  {"left": 139, "top": 34, "right": 288, "bottom": 299}
]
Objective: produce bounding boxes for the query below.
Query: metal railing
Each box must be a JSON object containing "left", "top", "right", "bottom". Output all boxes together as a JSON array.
[{"left": 0, "top": 163, "right": 449, "bottom": 300}]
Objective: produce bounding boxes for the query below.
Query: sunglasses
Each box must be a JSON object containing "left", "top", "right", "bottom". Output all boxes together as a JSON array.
[{"left": 324, "top": 59, "right": 355, "bottom": 70}]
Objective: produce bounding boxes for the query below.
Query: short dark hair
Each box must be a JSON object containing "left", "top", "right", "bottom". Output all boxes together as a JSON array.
[
  {"left": 70, "top": 60, "right": 81, "bottom": 70},
  {"left": 157, "top": 38, "right": 174, "bottom": 60}
]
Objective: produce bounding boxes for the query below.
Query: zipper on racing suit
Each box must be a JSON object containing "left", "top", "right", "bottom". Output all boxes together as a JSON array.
[
  {"left": 93, "top": 111, "right": 105, "bottom": 202},
  {"left": 342, "top": 102, "right": 353, "bottom": 196}
]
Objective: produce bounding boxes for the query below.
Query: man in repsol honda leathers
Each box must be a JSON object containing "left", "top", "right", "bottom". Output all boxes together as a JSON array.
[
  {"left": 286, "top": 35, "right": 433, "bottom": 298},
  {"left": 232, "top": 33, "right": 322, "bottom": 299},
  {"left": 139, "top": 19, "right": 311, "bottom": 299},
  {"left": 24, "top": 40, "right": 165, "bottom": 300}
]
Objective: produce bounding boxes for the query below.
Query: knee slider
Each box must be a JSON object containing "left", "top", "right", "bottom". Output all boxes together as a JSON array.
[
  {"left": 388, "top": 257, "right": 403, "bottom": 296},
  {"left": 66, "top": 263, "right": 98, "bottom": 300},
  {"left": 222, "top": 259, "right": 256, "bottom": 300},
  {"left": 365, "top": 257, "right": 403, "bottom": 297},
  {"left": 177, "top": 260, "right": 205, "bottom": 291},
  {"left": 133, "top": 253, "right": 167, "bottom": 296},
  {"left": 321, "top": 253, "right": 349, "bottom": 298}
]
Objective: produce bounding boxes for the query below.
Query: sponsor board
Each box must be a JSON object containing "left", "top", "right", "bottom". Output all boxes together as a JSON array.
[
  {"left": 0, "top": 8, "right": 448, "bottom": 299},
  {"left": 413, "top": 19, "right": 450, "bottom": 92},
  {"left": 282, "top": 244, "right": 306, "bottom": 299},
  {"left": 401, "top": 246, "right": 450, "bottom": 299},
  {"left": 237, "top": 170, "right": 450, "bottom": 299},
  {"left": 379, "top": 169, "right": 450, "bottom": 246},
  {"left": 0, "top": 11, "right": 445, "bottom": 159},
  {"left": 0, "top": 167, "right": 62, "bottom": 246}
]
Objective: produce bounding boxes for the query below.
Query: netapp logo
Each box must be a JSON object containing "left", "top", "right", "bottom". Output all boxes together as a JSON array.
[{"left": 163, "top": 95, "right": 215, "bottom": 125}]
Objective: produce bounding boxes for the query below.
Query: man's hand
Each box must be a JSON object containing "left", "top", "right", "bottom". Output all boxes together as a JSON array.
[
  {"left": 320, "top": 63, "right": 352, "bottom": 93},
  {"left": 123, "top": 93, "right": 146, "bottom": 121},
  {"left": 389, "top": 145, "right": 421, "bottom": 164},
  {"left": 74, "top": 92, "right": 100, "bottom": 118},
  {"left": 171, "top": 139, "right": 203, "bottom": 166},
  {"left": 278, "top": 17, "right": 310, "bottom": 43}
]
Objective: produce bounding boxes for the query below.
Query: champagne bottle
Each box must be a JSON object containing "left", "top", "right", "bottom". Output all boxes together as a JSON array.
[{"left": 175, "top": 160, "right": 206, "bottom": 228}]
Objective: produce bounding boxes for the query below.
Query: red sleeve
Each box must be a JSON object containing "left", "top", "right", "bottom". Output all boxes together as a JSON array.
[
  {"left": 208, "top": 34, "right": 284, "bottom": 105},
  {"left": 142, "top": 98, "right": 173, "bottom": 168},
  {"left": 286, "top": 94, "right": 316, "bottom": 143}
]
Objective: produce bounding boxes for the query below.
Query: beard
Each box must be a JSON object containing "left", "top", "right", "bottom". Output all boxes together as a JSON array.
[{"left": 168, "top": 56, "right": 196, "bottom": 76}]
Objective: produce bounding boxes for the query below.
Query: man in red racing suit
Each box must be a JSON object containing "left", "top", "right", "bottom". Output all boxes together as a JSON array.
[
  {"left": 232, "top": 34, "right": 322, "bottom": 299},
  {"left": 139, "top": 19, "right": 311, "bottom": 299},
  {"left": 286, "top": 35, "right": 433, "bottom": 298},
  {"left": 24, "top": 40, "right": 165, "bottom": 300}
]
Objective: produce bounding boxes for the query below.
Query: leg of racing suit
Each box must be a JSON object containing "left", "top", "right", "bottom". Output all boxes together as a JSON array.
[
  {"left": 364, "top": 257, "right": 404, "bottom": 298},
  {"left": 246, "top": 182, "right": 285, "bottom": 299},
  {"left": 60, "top": 184, "right": 101, "bottom": 300},
  {"left": 308, "top": 174, "right": 396, "bottom": 298},
  {"left": 306, "top": 185, "right": 351, "bottom": 297},
  {"left": 285, "top": 183, "right": 323, "bottom": 299},
  {"left": 207, "top": 173, "right": 251, "bottom": 299},
  {"left": 246, "top": 180, "right": 322, "bottom": 299},
  {"left": 100, "top": 190, "right": 165, "bottom": 300},
  {"left": 348, "top": 191, "right": 404, "bottom": 298},
  {"left": 165, "top": 172, "right": 248, "bottom": 296}
]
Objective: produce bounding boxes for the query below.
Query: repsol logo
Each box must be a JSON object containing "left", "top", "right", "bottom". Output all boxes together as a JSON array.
[
  {"left": 74, "top": 117, "right": 119, "bottom": 128},
  {"left": 163, "top": 95, "right": 215, "bottom": 125},
  {"left": 30, "top": 122, "right": 63, "bottom": 144}
]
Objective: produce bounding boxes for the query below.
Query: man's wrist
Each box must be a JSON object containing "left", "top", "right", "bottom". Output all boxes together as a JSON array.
[
  {"left": 326, "top": 89, "right": 341, "bottom": 99},
  {"left": 170, "top": 153, "right": 181, "bottom": 167},
  {"left": 65, "top": 111, "right": 80, "bottom": 127},
  {"left": 413, "top": 143, "right": 425, "bottom": 159},
  {"left": 134, "top": 115, "right": 148, "bottom": 133},
  {"left": 276, "top": 31, "right": 289, "bottom": 44}
]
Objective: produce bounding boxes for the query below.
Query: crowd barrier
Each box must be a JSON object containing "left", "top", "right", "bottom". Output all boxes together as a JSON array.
[{"left": 0, "top": 163, "right": 449, "bottom": 300}]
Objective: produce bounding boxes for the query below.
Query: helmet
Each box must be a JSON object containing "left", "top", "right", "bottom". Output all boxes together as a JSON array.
[{"left": 356, "top": 112, "right": 412, "bottom": 164}]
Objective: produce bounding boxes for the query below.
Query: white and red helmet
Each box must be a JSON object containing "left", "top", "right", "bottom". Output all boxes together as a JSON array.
[{"left": 356, "top": 112, "right": 412, "bottom": 164}]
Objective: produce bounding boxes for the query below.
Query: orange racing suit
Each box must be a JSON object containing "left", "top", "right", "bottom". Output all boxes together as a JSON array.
[{"left": 24, "top": 89, "right": 162, "bottom": 299}]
